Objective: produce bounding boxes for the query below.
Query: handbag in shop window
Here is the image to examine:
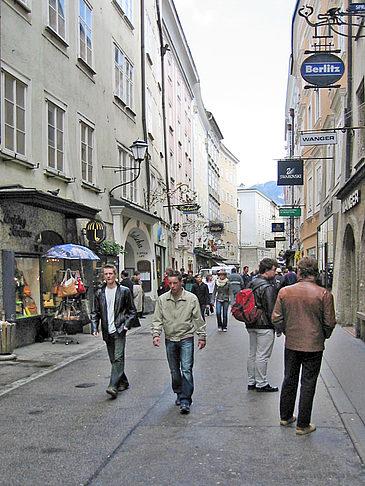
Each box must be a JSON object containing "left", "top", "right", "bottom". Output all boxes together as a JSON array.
[{"left": 59, "top": 269, "right": 77, "bottom": 297}]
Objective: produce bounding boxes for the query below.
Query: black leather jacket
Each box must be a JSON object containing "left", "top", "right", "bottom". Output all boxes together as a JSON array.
[
  {"left": 247, "top": 276, "right": 278, "bottom": 329},
  {"left": 90, "top": 283, "right": 136, "bottom": 340}
]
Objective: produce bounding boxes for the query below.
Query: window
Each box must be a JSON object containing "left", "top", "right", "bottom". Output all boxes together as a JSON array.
[
  {"left": 315, "top": 163, "right": 322, "bottom": 211},
  {"left": 114, "top": 45, "right": 134, "bottom": 108},
  {"left": 47, "top": 101, "right": 64, "bottom": 171},
  {"left": 3, "top": 72, "right": 26, "bottom": 156},
  {"left": 314, "top": 89, "right": 320, "bottom": 123},
  {"left": 79, "top": 0, "right": 92, "bottom": 66},
  {"left": 147, "top": 88, "right": 153, "bottom": 134},
  {"left": 48, "top": 0, "right": 65, "bottom": 39},
  {"left": 80, "top": 121, "right": 93, "bottom": 183},
  {"left": 117, "top": 0, "right": 133, "bottom": 23},
  {"left": 306, "top": 171, "right": 313, "bottom": 217},
  {"left": 118, "top": 147, "right": 138, "bottom": 203}
]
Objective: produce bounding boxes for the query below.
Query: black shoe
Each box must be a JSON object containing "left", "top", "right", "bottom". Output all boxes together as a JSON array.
[
  {"left": 139, "top": 316, "right": 146, "bottom": 319},
  {"left": 256, "top": 384, "right": 279, "bottom": 393},
  {"left": 117, "top": 383, "right": 129, "bottom": 392},
  {"left": 175, "top": 397, "right": 181, "bottom": 406},
  {"left": 247, "top": 384, "right": 256, "bottom": 390},
  {"left": 180, "top": 403, "right": 190, "bottom": 414},
  {"left": 106, "top": 386, "right": 118, "bottom": 398}
]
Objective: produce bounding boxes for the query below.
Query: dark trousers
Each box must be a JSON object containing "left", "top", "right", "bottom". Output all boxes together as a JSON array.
[
  {"left": 165, "top": 337, "right": 194, "bottom": 405},
  {"left": 200, "top": 304, "right": 206, "bottom": 321},
  {"left": 216, "top": 300, "right": 229, "bottom": 329},
  {"left": 280, "top": 348, "right": 323, "bottom": 428},
  {"left": 105, "top": 332, "right": 129, "bottom": 389}
]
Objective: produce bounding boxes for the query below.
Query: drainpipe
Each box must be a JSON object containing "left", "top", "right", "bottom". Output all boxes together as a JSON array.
[
  {"left": 140, "top": 0, "right": 151, "bottom": 210},
  {"left": 156, "top": 0, "right": 172, "bottom": 224},
  {"left": 345, "top": 12, "right": 353, "bottom": 181}
]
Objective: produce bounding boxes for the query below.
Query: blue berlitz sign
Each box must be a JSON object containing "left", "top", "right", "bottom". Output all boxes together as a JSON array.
[
  {"left": 349, "top": 3, "right": 365, "bottom": 11},
  {"left": 301, "top": 53, "right": 345, "bottom": 87}
]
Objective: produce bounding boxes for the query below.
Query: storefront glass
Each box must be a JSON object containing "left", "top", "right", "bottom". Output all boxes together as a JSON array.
[
  {"left": 14, "top": 256, "right": 41, "bottom": 318},
  {"left": 318, "top": 216, "right": 334, "bottom": 289}
]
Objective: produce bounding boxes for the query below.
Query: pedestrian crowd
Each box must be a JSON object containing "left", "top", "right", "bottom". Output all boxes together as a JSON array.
[{"left": 90, "top": 257, "right": 336, "bottom": 435}]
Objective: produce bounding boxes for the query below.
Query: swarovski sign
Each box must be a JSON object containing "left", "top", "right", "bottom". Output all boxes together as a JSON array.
[
  {"left": 277, "top": 159, "right": 303, "bottom": 186},
  {"left": 300, "top": 132, "right": 337, "bottom": 146}
]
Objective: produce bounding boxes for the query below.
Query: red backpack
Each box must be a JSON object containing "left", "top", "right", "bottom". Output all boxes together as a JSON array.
[{"left": 231, "top": 289, "right": 263, "bottom": 324}]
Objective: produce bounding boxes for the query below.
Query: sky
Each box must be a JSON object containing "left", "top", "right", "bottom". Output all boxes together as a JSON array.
[{"left": 173, "top": 0, "right": 295, "bottom": 187}]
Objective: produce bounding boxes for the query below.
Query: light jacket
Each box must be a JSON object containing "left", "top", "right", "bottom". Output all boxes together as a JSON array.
[
  {"left": 91, "top": 283, "right": 136, "bottom": 340},
  {"left": 213, "top": 279, "right": 233, "bottom": 303},
  {"left": 272, "top": 279, "right": 336, "bottom": 352},
  {"left": 151, "top": 289, "right": 206, "bottom": 342}
]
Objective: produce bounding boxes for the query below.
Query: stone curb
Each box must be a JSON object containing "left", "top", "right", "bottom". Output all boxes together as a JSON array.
[{"left": 321, "top": 357, "right": 365, "bottom": 464}]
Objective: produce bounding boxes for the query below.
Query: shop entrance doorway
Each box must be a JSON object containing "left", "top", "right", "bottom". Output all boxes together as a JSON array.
[{"left": 342, "top": 224, "right": 356, "bottom": 327}]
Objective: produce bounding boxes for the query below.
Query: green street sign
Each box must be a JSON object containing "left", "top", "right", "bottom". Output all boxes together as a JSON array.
[{"left": 279, "top": 208, "right": 301, "bottom": 217}]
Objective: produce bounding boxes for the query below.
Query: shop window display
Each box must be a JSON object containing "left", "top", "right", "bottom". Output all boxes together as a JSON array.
[{"left": 14, "top": 256, "right": 41, "bottom": 318}]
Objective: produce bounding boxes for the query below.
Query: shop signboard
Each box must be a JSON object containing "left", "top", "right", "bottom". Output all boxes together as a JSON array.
[
  {"left": 274, "top": 236, "right": 286, "bottom": 242},
  {"left": 272, "top": 222, "right": 285, "bottom": 232},
  {"left": 180, "top": 231, "right": 188, "bottom": 237},
  {"left": 300, "top": 131, "right": 337, "bottom": 146},
  {"left": 279, "top": 208, "right": 301, "bottom": 217},
  {"left": 265, "top": 240, "right": 276, "bottom": 249},
  {"left": 342, "top": 189, "right": 361, "bottom": 213},
  {"left": 349, "top": 3, "right": 365, "bottom": 11},
  {"left": 277, "top": 159, "right": 303, "bottom": 186},
  {"left": 86, "top": 220, "right": 105, "bottom": 243},
  {"left": 176, "top": 203, "right": 200, "bottom": 214},
  {"left": 209, "top": 222, "right": 224, "bottom": 233},
  {"left": 301, "top": 52, "right": 345, "bottom": 87}
]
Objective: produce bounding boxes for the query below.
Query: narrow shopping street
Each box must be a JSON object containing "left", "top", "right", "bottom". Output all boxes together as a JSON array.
[{"left": 1, "top": 315, "right": 364, "bottom": 486}]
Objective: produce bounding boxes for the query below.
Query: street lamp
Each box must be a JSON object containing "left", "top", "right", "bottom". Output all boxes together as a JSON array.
[{"left": 109, "top": 138, "right": 148, "bottom": 196}]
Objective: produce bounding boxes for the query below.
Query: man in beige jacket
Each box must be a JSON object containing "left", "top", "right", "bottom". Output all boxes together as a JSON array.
[
  {"left": 152, "top": 271, "right": 206, "bottom": 415},
  {"left": 272, "top": 257, "right": 336, "bottom": 435}
]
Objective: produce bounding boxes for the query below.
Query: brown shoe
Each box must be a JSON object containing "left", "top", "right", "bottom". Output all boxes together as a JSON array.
[
  {"left": 296, "top": 424, "right": 316, "bottom": 435},
  {"left": 280, "top": 415, "right": 297, "bottom": 426}
]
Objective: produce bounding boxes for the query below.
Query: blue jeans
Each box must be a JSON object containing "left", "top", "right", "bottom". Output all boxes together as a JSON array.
[
  {"left": 105, "top": 331, "right": 129, "bottom": 389},
  {"left": 165, "top": 337, "right": 194, "bottom": 405},
  {"left": 216, "top": 300, "right": 229, "bottom": 329}
]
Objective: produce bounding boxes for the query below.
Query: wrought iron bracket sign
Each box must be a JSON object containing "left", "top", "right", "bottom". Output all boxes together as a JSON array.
[
  {"left": 86, "top": 220, "right": 106, "bottom": 243},
  {"left": 301, "top": 52, "right": 345, "bottom": 88}
]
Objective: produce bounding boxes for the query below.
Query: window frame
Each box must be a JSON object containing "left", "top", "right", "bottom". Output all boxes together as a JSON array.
[
  {"left": 2, "top": 70, "right": 28, "bottom": 158},
  {"left": 46, "top": 99, "right": 65, "bottom": 173},
  {"left": 80, "top": 119, "right": 94, "bottom": 184},
  {"left": 48, "top": 0, "right": 66, "bottom": 41},
  {"left": 113, "top": 43, "right": 134, "bottom": 110},
  {"left": 118, "top": 145, "right": 138, "bottom": 204},
  {"left": 78, "top": 0, "right": 93, "bottom": 68}
]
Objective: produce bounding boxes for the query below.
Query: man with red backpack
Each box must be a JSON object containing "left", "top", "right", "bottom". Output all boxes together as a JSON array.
[{"left": 245, "top": 258, "right": 279, "bottom": 392}]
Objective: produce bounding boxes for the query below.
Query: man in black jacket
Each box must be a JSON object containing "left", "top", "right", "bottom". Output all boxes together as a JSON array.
[
  {"left": 91, "top": 264, "right": 136, "bottom": 398},
  {"left": 192, "top": 274, "right": 210, "bottom": 320},
  {"left": 246, "top": 258, "right": 279, "bottom": 393},
  {"left": 120, "top": 270, "right": 134, "bottom": 293}
]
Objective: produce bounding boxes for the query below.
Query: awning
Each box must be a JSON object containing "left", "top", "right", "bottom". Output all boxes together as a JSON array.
[
  {"left": 110, "top": 196, "right": 160, "bottom": 225},
  {"left": 0, "top": 186, "right": 100, "bottom": 219}
]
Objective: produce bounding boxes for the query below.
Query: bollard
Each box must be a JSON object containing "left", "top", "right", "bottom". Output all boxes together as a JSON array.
[{"left": 0, "top": 321, "right": 16, "bottom": 355}]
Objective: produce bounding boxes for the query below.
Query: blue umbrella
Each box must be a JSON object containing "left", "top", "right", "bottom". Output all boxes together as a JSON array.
[{"left": 42, "top": 244, "right": 100, "bottom": 261}]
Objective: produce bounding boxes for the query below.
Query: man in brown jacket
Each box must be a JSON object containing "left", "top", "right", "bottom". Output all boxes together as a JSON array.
[{"left": 272, "top": 257, "right": 336, "bottom": 435}]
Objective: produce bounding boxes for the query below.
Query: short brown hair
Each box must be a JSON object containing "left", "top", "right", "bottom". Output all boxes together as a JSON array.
[
  {"left": 297, "top": 257, "right": 318, "bottom": 278},
  {"left": 103, "top": 264, "right": 117, "bottom": 275},
  {"left": 258, "top": 258, "right": 278, "bottom": 274},
  {"left": 168, "top": 271, "right": 183, "bottom": 281}
]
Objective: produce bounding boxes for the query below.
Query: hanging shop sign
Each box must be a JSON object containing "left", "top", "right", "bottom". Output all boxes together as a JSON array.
[
  {"left": 301, "top": 53, "right": 345, "bottom": 87},
  {"left": 274, "top": 236, "right": 286, "bottom": 242},
  {"left": 272, "top": 223, "right": 285, "bottom": 233},
  {"left": 342, "top": 189, "right": 361, "bottom": 213},
  {"left": 176, "top": 203, "right": 200, "bottom": 214},
  {"left": 300, "top": 131, "right": 337, "bottom": 146},
  {"left": 209, "top": 222, "right": 224, "bottom": 233},
  {"left": 86, "top": 220, "right": 105, "bottom": 243},
  {"left": 180, "top": 231, "right": 188, "bottom": 237},
  {"left": 279, "top": 208, "right": 301, "bottom": 217},
  {"left": 277, "top": 159, "right": 303, "bottom": 186},
  {"left": 265, "top": 240, "right": 276, "bottom": 249},
  {"left": 349, "top": 4, "right": 365, "bottom": 11}
]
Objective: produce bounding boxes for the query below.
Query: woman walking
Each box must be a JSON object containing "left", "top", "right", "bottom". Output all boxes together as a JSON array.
[{"left": 213, "top": 270, "right": 232, "bottom": 332}]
